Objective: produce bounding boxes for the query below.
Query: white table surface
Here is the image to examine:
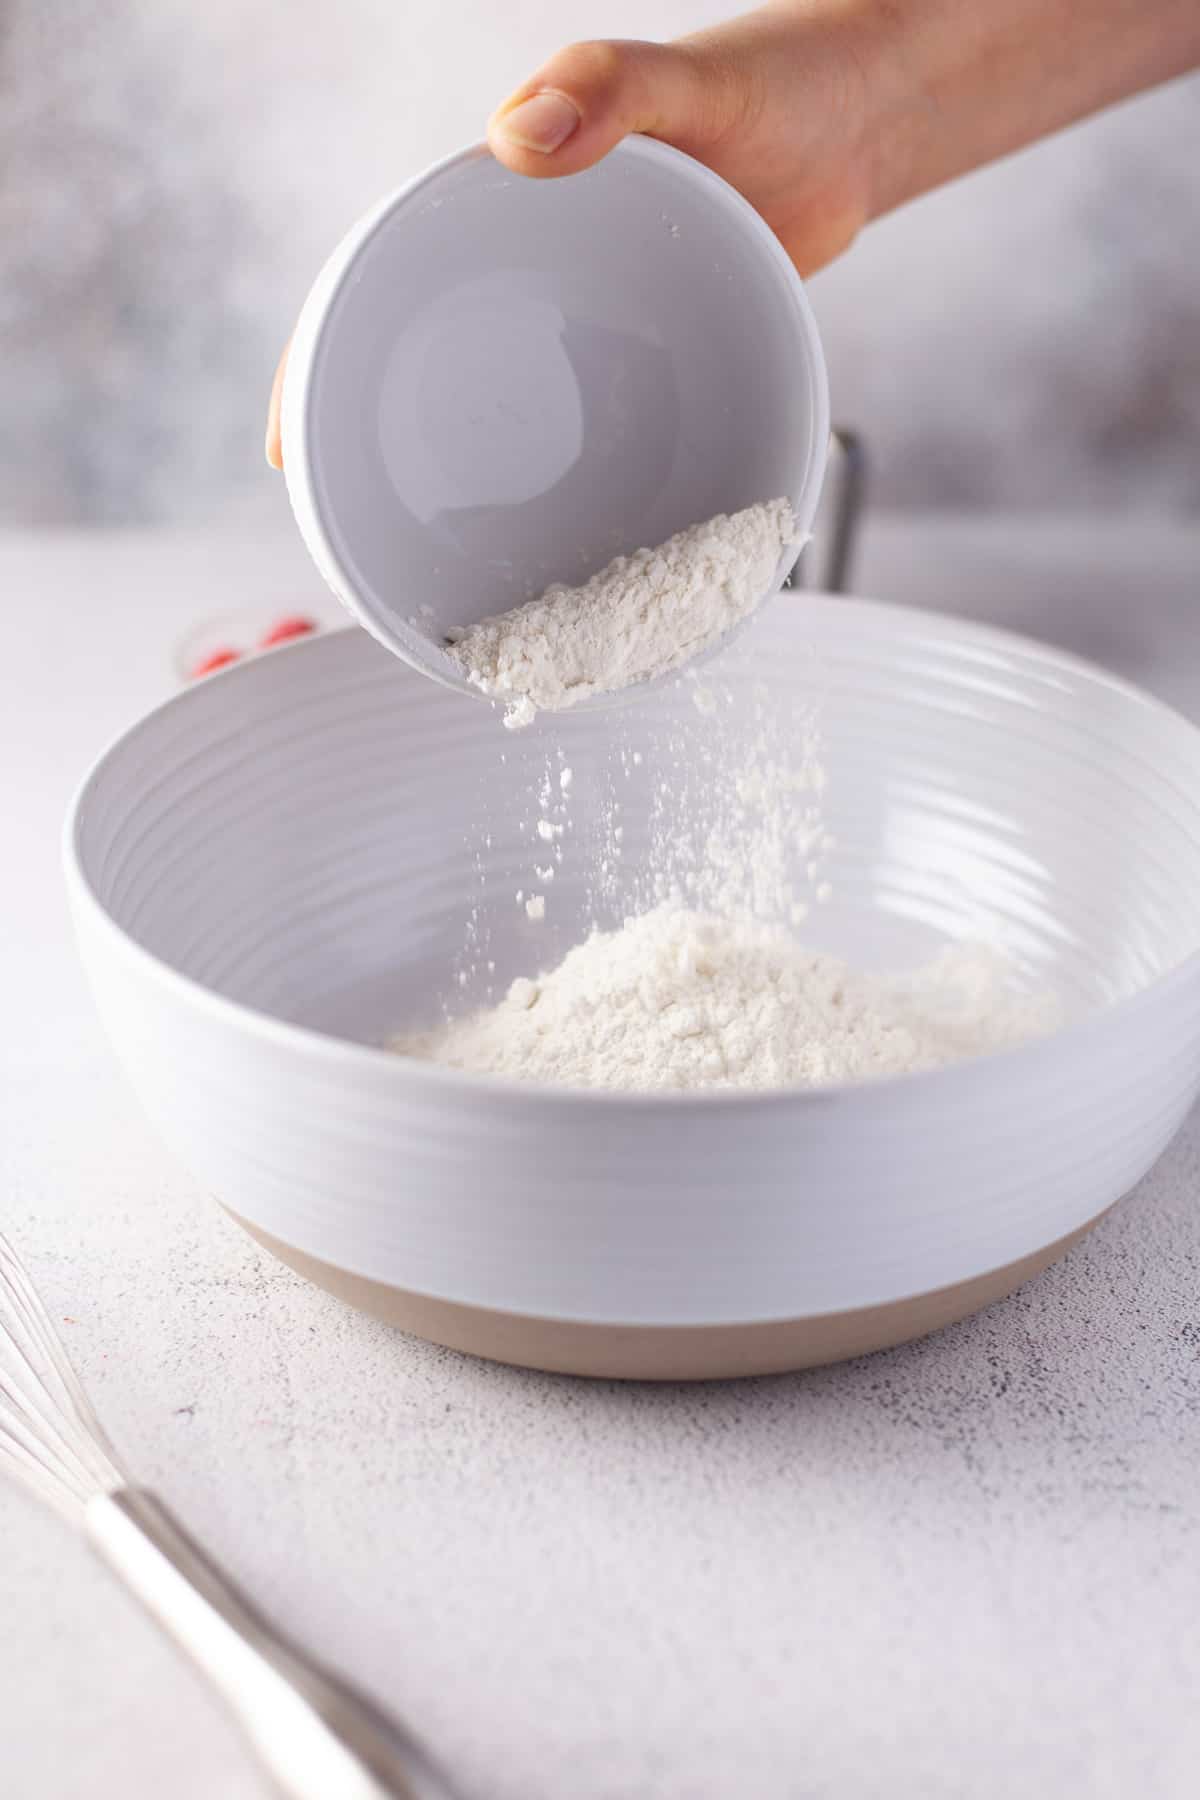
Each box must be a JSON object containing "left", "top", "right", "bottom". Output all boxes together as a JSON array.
[{"left": 3, "top": 511, "right": 1200, "bottom": 1800}]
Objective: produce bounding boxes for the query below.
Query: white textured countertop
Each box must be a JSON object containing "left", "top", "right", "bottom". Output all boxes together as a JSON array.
[{"left": 3, "top": 513, "right": 1200, "bottom": 1800}]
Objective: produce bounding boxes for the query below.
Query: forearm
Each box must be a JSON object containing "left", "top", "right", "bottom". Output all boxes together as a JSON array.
[{"left": 840, "top": 0, "right": 1200, "bottom": 220}]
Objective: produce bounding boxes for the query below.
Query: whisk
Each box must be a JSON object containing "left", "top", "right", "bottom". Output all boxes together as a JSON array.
[{"left": 0, "top": 1230, "right": 460, "bottom": 1800}]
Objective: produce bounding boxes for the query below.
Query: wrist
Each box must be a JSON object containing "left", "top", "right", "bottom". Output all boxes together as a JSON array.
[
  {"left": 827, "top": 0, "right": 937, "bottom": 224},
  {"left": 748, "top": 0, "right": 923, "bottom": 236}
]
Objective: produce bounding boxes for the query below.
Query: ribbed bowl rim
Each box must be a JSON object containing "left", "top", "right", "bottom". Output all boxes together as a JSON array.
[{"left": 64, "top": 599, "right": 1200, "bottom": 1114}]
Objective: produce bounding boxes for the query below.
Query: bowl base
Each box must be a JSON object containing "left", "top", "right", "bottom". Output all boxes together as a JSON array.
[{"left": 230, "top": 1212, "right": 1104, "bottom": 1381}]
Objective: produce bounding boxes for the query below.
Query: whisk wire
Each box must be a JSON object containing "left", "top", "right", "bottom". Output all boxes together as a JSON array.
[
  {"left": 0, "top": 1233, "right": 127, "bottom": 1521},
  {"left": 1, "top": 1230, "right": 464, "bottom": 1798}
]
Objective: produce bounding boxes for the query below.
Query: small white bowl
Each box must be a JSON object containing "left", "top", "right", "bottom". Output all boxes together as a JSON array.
[
  {"left": 281, "top": 138, "right": 829, "bottom": 699},
  {"left": 65, "top": 602, "right": 1200, "bottom": 1379}
]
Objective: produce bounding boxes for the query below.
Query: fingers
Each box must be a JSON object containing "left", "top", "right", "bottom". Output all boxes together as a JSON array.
[
  {"left": 265, "top": 340, "right": 290, "bottom": 471},
  {"left": 487, "top": 37, "right": 753, "bottom": 180}
]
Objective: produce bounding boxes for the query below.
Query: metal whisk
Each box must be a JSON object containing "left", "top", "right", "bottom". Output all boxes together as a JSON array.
[{"left": 0, "top": 1231, "right": 460, "bottom": 1800}]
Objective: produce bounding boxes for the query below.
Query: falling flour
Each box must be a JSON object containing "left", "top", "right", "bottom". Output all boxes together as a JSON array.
[
  {"left": 445, "top": 500, "right": 803, "bottom": 729},
  {"left": 397, "top": 511, "right": 1061, "bottom": 1093},
  {"left": 390, "top": 904, "right": 1058, "bottom": 1094}
]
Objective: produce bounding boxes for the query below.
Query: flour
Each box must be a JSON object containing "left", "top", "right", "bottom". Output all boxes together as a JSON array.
[
  {"left": 391, "top": 903, "right": 1058, "bottom": 1094},
  {"left": 631, "top": 666, "right": 832, "bottom": 927},
  {"left": 411, "top": 511, "right": 1058, "bottom": 1092},
  {"left": 445, "top": 500, "right": 803, "bottom": 729}
]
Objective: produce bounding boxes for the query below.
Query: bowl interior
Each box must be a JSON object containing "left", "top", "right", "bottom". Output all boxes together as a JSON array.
[
  {"left": 285, "top": 140, "right": 828, "bottom": 686},
  {"left": 72, "top": 601, "right": 1200, "bottom": 1070}
]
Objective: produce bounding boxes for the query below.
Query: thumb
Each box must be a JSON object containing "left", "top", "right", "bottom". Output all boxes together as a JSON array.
[{"left": 487, "top": 38, "right": 753, "bottom": 179}]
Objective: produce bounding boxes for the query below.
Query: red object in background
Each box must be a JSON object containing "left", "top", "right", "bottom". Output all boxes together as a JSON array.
[
  {"left": 259, "top": 614, "right": 317, "bottom": 648},
  {"left": 190, "top": 647, "right": 241, "bottom": 679}
]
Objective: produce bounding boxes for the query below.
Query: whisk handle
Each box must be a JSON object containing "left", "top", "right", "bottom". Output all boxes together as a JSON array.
[{"left": 85, "top": 1488, "right": 460, "bottom": 1800}]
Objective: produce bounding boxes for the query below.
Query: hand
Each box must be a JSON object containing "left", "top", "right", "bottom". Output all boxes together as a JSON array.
[
  {"left": 486, "top": 9, "right": 876, "bottom": 280},
  {"left": 266, "top": 0, "right": 1200, "bottom": 470}
]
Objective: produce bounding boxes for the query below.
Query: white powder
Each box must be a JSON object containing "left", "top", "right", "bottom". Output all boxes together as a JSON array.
[
  {"left": 391, "top": 904, "right": 1058, "bottom": 1094},
  {"left": 635, "top": 672, "right": 831, "bottom": 927},
  {"left": 445, "top": 500, "right": 802, "bottom": 729},
  {"left": 417, "top": 547, "right": 1059, "bottom": 1094}
]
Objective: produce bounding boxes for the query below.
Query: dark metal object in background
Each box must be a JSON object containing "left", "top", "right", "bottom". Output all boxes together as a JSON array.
[{"left": 788, "top": 428, "right": 867, "bottom": 595}]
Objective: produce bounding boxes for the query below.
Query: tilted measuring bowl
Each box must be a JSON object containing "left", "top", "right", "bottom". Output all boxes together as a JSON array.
[{"left": 281, "top": 138, "right": 829, "bottom": 702}]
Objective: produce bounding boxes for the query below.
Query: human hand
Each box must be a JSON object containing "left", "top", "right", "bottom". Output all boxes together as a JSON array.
[
  {"left": 485, "top": 8, "right": 877, "bottom": 281},
  {"left": 266, "top": 0, "right": 1200, "bottom": 469},
  {"left": 482, "top": 0, "right": 1200, "bottom": 287}
]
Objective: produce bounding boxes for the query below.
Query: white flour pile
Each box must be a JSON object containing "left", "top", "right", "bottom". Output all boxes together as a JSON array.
[
  {"left": 391, "top": 903, "right": 1057, "bottom": 1093},
  {"left": 445, "top": 500, "right": 802, "bottom": 729}
]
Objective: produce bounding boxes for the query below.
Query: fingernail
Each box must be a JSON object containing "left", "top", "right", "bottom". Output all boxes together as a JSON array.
[{"left": 497, "top": 91, "right": 580, "bottom": 154}]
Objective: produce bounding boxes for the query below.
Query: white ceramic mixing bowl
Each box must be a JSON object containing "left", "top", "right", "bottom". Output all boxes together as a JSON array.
[
  {"left": 66, "top": 601, "right": 1200, "bottom": 1378},
  {"left": 280, "top": 138, "right": 829, "bottom": 700}
]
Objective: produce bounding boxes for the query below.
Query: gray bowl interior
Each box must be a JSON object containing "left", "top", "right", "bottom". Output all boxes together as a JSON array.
[{"left": 300, "top": 142, "right": 826, "bottom": 663}]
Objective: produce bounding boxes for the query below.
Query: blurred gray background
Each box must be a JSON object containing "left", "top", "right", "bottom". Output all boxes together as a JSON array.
[{"left": 4, "top": 0, "right": 1199, "bottom": 526}]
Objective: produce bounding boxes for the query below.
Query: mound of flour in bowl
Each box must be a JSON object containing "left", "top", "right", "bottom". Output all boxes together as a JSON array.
[
  {"left": 445, "top": 500, "right": 802, "bottom": 729},
  {"left": 390, "top": 904, "right": 1057, "bottom": 1093}
]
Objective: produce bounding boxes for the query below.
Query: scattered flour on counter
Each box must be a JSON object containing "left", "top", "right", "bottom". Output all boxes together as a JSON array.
[
  {"left": 445, "top": 500, "right": 803, "bottom": 729},
  {"left": 391, "top": 904, "right": 1058, "bottom": 1094}
]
